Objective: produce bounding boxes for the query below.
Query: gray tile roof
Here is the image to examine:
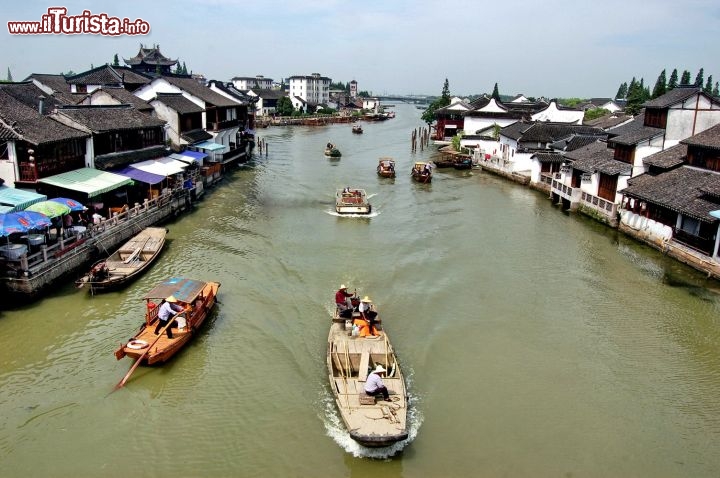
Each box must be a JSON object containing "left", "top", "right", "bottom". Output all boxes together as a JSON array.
[
  {"left": 0, "top": 124, "right": 19, "bottom": 140},
  {"left": 584, "top": 114, "right": 633, "bottom": 130},
  {"left": 607, "top": 112, "right": 664, "bottom": 145},
  {"left": 621, "top": 166, "right": 720, "bottom": 222},
  {"left": 249, "top": 88, "right": 286, "bottom": 100},
  {"left": 24, "top": 73, "right": 79, "bottom": 104},
  {"left": 66, "top": 65, "right": 124, "bottom": 85},
  {"left": 181, "top": 128, "right": 213, "bottom": 143},
  {"left": 152, "top": 92, "right": 203, "bottom": 114},
  {"left": 0, "top": 82, "right": 64, "bottom": 114},
  {"left": 531, "top": 152, "right": 565, "bottom": 163},
  {"left": 680, "top": 122, "right": 720, "bottom": 150},
  {"left": 643, "top": 86, "right": 703, "bottom": 108},
  {"left": 55, "top": 105, "right": 165, "bottom": 132},
  {"left": 642, "top": 143, "right": 687, "bottom": 169},
  {"left": 499, "top": 121, "right": 533, "bottom": 140},
  {"left": 565, "top": 140, "right": 631, "bottom": 175},
  {"left": 162, "top": 76, "right": 239, "bottom": 107},
  {"left": 91, "top": 86, "right": 153, "bottom": 112}
]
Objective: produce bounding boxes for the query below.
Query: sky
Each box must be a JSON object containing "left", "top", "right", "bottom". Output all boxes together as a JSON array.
[{"left": 2, "top": 0, "right": 719, "bottom": 99}]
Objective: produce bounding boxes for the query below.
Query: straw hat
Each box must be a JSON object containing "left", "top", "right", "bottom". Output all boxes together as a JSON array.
[
  {"left": 361, "top": 296, "right": 372, "bottom": 303},
  {"left": 166, "top": 295, "right": 178, "bottom": 303},
  {"left": 340, "top": 284, "right": 347, "bottom": 289},
  {"left": 373, "top": 365, "right": 386, "bottom": 374}
]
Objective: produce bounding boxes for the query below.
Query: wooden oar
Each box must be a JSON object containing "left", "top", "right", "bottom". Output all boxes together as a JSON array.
[{"left": 113, "top": 310, "right": 182, "bottom": 390}]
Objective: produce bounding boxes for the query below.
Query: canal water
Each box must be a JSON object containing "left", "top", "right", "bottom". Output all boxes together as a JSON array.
[{"left": 2, "top": 104, "right": 720, "bottom": 477}]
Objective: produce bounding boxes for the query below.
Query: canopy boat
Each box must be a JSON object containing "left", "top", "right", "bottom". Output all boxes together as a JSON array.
[
  {"left": 377, "top": 158, "right": 396, "bottom": 178},
  {"left": 336, "top": 188, "right": 372, "bottom": 215},
  {"left": 114, "top": 277, "right": 221, "bottom": 368},
  {"left": 453, "top": 156, "right": 473, "bottom": 170},
  {"left": 352, "top": 124, "right": 364, "bottom": 134},
  {"left": 325, "top": 143, "right": 342, "bottom": 157},
  {"left": 411, "top": 162, "right": 432, "bottom": 183},
  {"left": 433, "top": 157, "right": 455, "bottom": 168},
  {"left": 327, "top": 299, "right": 408, "bottom": 447},
  {"left": 76, "top": 227, "right": 167, "bottom": 293}
]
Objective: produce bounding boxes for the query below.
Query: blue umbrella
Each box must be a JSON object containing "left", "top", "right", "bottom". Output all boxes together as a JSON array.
[
  {"left": 0, "top": 211, "right": 52, "bottom": 237},
  {"left": 49, "top": 197, "right": 86, "bottom": 212}
]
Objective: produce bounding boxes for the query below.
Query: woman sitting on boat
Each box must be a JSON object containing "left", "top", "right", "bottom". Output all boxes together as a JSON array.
[{"left": 354, "top": 296, "right": 379, "bottom": 337}]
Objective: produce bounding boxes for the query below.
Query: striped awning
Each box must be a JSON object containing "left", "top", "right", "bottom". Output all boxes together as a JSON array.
[
  {"left": 0, "top": 186, "right": 47, "bottom": 212},
  {"left": 37, "top": 168, "right": 133, "bottom": 198}
]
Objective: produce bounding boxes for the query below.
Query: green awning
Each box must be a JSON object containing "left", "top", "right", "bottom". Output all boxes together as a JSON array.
[
  {"left": 37, "top": 167, "right": 133, "bottom": 198},
  {"left": 0, "top": 186, "right": 47, "bottom": 212}
]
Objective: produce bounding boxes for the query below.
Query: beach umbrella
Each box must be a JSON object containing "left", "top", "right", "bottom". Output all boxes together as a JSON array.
[
  {"left": 0, "top": 211, "right": 52, "bottom": 237},
  {"left": 25, "top": 200, "right": 71, "bottom": 218},
  {"left": 49, "top": 197, "right": 85, "bottom": 212}
]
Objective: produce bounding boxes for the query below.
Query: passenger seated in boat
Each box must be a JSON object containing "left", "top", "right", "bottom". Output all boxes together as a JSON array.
[
  {"left": 355, "top": 296, "right": 378, "bottom": 337},
  {"left": 335, "top": 284, "right": 354, "bottom": 318},
  {"left": 364, "top": 365, "right": 391, "bottom": 401}
]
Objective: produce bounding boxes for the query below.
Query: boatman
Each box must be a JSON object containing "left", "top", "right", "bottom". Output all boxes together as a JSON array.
[
  {"left": 154, "top": 295, "right": 185, "bottom": 339},
  {"left": 364, "top": 365, "right": 391, "bottom": 401},
  {"left": 335, "top": 284, "right": 354, "bottom": 318}
]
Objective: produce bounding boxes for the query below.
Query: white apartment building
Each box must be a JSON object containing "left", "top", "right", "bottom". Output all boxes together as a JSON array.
[
  {"left": 288, "top": 73, "right": 331, "bottom": 109},
  {"left": 231, "top": 75, "right": 274, "bottom": 91}
]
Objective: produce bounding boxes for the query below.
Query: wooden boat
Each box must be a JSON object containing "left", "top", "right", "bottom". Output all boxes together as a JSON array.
[
  {"left": 411, "top": 162, "right": 432, "bottom": 183},
  {"left": 76, "top": 227, "right": 167, "bottom": 293},
  {"left": 114, "top": 277, "right": 221, "bottom": 367},
  {"left": 453, "top": 157, "right": 473, "bottom": 170},
  {"left": 336, "top": 188, "right": 372, "bottom": 215},
  {"left": 377, "top": 158, "right": 396, "bottom": 178},
  {"left": 352, "top": 124, "right": 363, "bottom": 134},
  {"left": 325, "top": 143, "right": 342, "bottom": 157},
  {"left": 433, "top": 157, "right": 455, "bottom": 168},
  {"left": 327, "top": 303, "right": 408, "bottom": 447}
]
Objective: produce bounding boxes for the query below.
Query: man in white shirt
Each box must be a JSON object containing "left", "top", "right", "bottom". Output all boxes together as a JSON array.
[{"left": 364, "top": 365, "right": 390, "bottom": 401}]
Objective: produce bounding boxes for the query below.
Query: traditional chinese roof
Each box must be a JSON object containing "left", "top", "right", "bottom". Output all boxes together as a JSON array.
[
  {"left": 607, "top": 112, "right": 664, "bottom": 146},
  {"left": 643, "top": 86, "right": 703, "bottom": 108},
  {"left": 519, "top": 123, "right": 605, "bottom": 143},
  {"left": 124, "top": 44, "right": 177, "bottom": 67},
  {"left": 24, "top": 73, "right": 78, "bottom": 104},
  {"left": 249, "top": 88, "right": 286, "bottom": 100},
  {"left": 0, "top": 124, "right": 20, "bottom": 140},
  {"left": 161, "top": 76, "right": 239, "bottom": 107},
  {"left": 531, "top": 152, "right": 565, "bottom": 163},
  {"left": 90, "top": 86, "right": 153, "bottom": 112},
  {"left": 180, "top": 128, "right": 213, "bottom": 143},
  {"left": 584, "top": 113, "right": 633, "bottom": 130},
  {"left": 0, "top": 81, "right": 64, "bottom": 114},
  {"left": 499, "top": 121, "right": 533, "bottom": 140},
  {"left": 621, "top": 166, "right": 720, "bottom": 222},
  {"left": 642, "top": 143, "right": 687, "bottom": 169},
  {"left": 54, "top": 104, "right": 165, "bottom": 132},
  {"left": 66, "top": 65, "right": 124, "bottom": 85},
  {"left": 564, "top": 141, "right": 630, "bottom": 175},
  {"left": 152, "top": 92, "right": 203, "bottom": 114},
  {"left": 207, "top": 80, "right": 254, "bottom": 105},
  {"left": 680, "top": 122, "right": 720, "bottom": 150}
]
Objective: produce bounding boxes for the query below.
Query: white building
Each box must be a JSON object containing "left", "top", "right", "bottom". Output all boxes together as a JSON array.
[
  {"left": 288, "top": 73, "right": 331, "bottom": 111},
  {"left": 531, "top": 101, "right": 584, "bottom": 124},
  {"left": 231, "top": 75, "right": 273, "bottom": 91}
]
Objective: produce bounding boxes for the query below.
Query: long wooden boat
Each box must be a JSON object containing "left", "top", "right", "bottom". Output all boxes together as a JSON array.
[
  {"left": 336, "top": 188, "right": 372, "bottom": 215},
  {"left": 377, "top": 158, "right": 396, "bottom": 178},
  {"left": 327, "top": 304, "right": 408, "bottom": 447},
  {"left": 114, "top": 277, "right": 221, "bottom": 366},
  {"left": 453, "top": 157, "right": 473, "bottom": 170},
  {"left": 411, "top": 162, "right": 432, "bottom": 183},
  {"left": 76, "top": 227, "right": 167, "bottom": 293}
]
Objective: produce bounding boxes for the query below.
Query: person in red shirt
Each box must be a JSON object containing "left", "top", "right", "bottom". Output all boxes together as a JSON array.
[{"left": 335, "top": 284, "right": 354, "bottom": 317}]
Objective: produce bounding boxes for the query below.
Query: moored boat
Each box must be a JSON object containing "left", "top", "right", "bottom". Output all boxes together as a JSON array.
[
  {"left": 76, "top": 227, "right": 167, "bottom": 293},
  {"left": 411, "top": 162, "right": 432, "bottom": 183},
  {"left": 352, "top": 124, "right": 363, "bottom": 134},
  {"left": 336, "top": 188, "right": 372, "bottom": 215},
  {"left": 114, "top": 277, "right": 221, "bottom": 371},
  {"left": 453, "top": 157, "right": 473, "bottom": 170},
  {"left": 377, "top": 158, "right": 396, "bottom": 178},
  {"left": 327, "top": 298, "right": 408, "bottom": 447}
]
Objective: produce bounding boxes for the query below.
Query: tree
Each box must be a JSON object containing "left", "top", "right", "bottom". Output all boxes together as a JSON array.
[
  {"left": 584, "top": 108, "right": 610, "bottom": 121},
  {"left": 651, "top": 69, "right": 667, "bottom": 98},
  {"left": 182, "top": 62, "right": 188, "bottom": 75},
  {"left": 625, "top": 77, "right": 647, "bottom": 116},
  {"left": 695, "top": 68, "right": 704, "bottom": 87},
  {"left": 112, "top": 54, "right": 120, "bottom": 66},
  {"left": 704, "top": 75, "right": 713, "bottom": 94},
  {"left": 714, "top": 82, "right": 719, "bottom": 97},
  {"left": 615, "top": 82, "right": 628, "bottom": 99},
  {"left": 441, "top": 78, "right": 450, "bottom": 103},
  {"left": 174, "top": 59, "right": 182, "bottom": 74},
  {"left": 668, "top": 69, "right": 678, "bottom": 90},
  {"left": 680, "top": 70, "right": 691, "bottom": 85},
  {"left": 276, "top": 96, "right": 294, "bottom": 116},
  {"left": 491, "top": 82, "right": 500, "bottom": 100},
  {"left": 421, "top": 80, "right": 452, "bottom": 125},
  {"left": 6, "top": 67, "right": 12, "bottom": 82}
]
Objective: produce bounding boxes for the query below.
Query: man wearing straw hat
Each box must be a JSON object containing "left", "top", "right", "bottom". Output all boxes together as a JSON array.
[
  {"left": 355, "top": 296, "right": 379, "bottom": 337},
  {"left": 364, "top": 365, "right": 391, "bottom": 401},
  {"left": 335, "top": 284, "right": 354, "bottom": 317},
  {"left": 154, "top": 295, "right": 184, "bottom": 339}
]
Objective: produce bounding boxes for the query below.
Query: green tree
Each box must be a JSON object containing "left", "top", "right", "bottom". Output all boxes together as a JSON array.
[
  {"left": 182, "top": 62, "right": 188, "bottom": 75},
  {"left": 695, "top": 68, "right": 704, "bottom": 87},
  {"left": 174, "top": 59, "right": 182, "bottom": 74},
  {"left": 651, "top": 69, "right": 667, "bottom": 98},
  {"left": 615, "top": 82, "right": 628, "bottom": 99},
  {"left": 441, "top": 78, "right": 450, "bottom": 103},
  {"left": 276, "top": 96, "right": 294, "bottom": 116},
  {"left": 584, "top": 108, "right": 610, "bottom": 121},
  {"left": 6, "top": 67, "right": 12, "bottom": 82},
  {"left": 680, "top": 70, "right": 691, "bottom": 85},
  {"left": 668, "top": 69, "right": 678, "bottom": 90},
  {"left": 421, "top": 80, "right": 452, "bottom": 125},
  {"left": 704, "top": 75, "right": 713, "bottom": 94},
  {"left": 714, "top": 82, "right": 719, "bottom": 97},
  {"left": 112, "top": 54, "right": 120, "bottom": 66},
  {"left": 626, "top": 78, "right": 647, "bottom": 116},
  {"left": 491, "top": 82, "right": 500, "bottom": 100}
]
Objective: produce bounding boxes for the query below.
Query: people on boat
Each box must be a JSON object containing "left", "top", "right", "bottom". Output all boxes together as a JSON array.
[
  {"left": 154, "top": 295, "right": 185, "bottom": 339},
  {"left": 423, "top": 163, "right": 432, "bottom": 175},
  {"left": 354, "top": 296, "right": 379, "bottom": 337},
  {"left": 335, "top": 284, "right": 354, "bottom": 317},
  {"left": 327, "top": 142, "right": 334, "bottom": 150},
  {"left": 92, "top": 211, "right": 104, "bottom": 225},
  {"left": 364, "top": 365, "right": 391, "bottom": 401}
]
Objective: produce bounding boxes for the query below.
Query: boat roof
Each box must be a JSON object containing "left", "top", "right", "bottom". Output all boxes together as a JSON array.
[
  {"left": 378, "top": 157, "right": 394, "bottom": 162},
  {"left": 336, "top": 188, "right": 366, "bottom": 193},
  {"left": 414, "top": 161, "right": 428, "bottom": 166},
  {"left": 143, "top": 277, "right": 209, "bottom": 302}
]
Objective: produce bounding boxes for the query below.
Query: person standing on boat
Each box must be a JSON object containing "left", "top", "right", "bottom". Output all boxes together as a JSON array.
[
  {"left": 364, "top": 365, "right": 391, "bottom": 401},
  {"left": 154, "top": 295, "right": 184, "bottom": 339},
  {"left": 335, "top": 284, "right": 354, "bottom": 317}
]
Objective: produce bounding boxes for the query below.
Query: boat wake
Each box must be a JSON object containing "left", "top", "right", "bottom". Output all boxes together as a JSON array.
[
  {"left": 320, "top": 375, "right": 423, "bottom": 458},
  {"left": 325, "top": 209, "right": 380, "bottom": 218}
]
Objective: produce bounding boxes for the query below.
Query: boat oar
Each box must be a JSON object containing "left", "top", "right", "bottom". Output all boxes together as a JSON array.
[{"left": 113, "top": 310, "right": 182, "bottom": 391}]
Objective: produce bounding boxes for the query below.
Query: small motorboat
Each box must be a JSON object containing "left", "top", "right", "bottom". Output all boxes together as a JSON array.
[
  {"left": 411, "top": 162, "right": 432, "bottom": 183},
  {"left": 352, "top": 124, "right": 363, "bottom": 134},
  {"left": 325, "top": 142, "right": 342, "bottom": 157},
  {"left": 377, "top": 158, "right": 396, "bottom": 178},
  {"left": 336, "top": 188, "right": 372, "bottom": 215}
]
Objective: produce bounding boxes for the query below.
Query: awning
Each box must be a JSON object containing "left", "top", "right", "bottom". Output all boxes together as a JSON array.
[
  {"left": 131, "top": 157, "right": 188, "bottom": 176},
  {"left": 114, "top": 166, "right": 166, "bottom": 185},
  {"left": 169, "top": 151, "right": 206, "bottom": 166},
  {"left": 710, "top": 210, "right": 720, "bottom": 219},
  {"left": 0, "top": 205, "right": 13, "bottom": 213},
  {"left": 0, "top": 186, "right": 48, "bottom": 212},
  {"left": 38, "top": 168, "right": 133, "bottom": 198},
  {"left": 194, "top": 141, "right": 227, "bottom": 152}
]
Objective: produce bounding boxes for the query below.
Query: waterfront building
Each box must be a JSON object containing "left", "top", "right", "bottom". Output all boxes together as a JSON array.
[
  {"left": 65, "top": 64, "right": 151, "bottom": 94},
  {"left": 246, "top": 88, "right": 286, "bottom": 117},
  {"left": 231, "top": 75, "right": 274, "bottom": 91},
  {"left": 350, "top": 80, "right": 357, "bottom": 99},
  {"left": 288, "top": 73, "right": 331, "bottom": 112}
]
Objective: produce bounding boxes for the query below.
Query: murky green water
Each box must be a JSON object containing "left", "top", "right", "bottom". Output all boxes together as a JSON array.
[{"left": 1, "top": 104, "right": 720, "bottom": 477}]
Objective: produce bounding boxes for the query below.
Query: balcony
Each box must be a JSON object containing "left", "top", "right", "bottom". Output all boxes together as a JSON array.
[
  {"left": 672, "top": 228, "right": 714, "bottom": 255},
  {"left": 551, "top": 179, "right": 582, "bottom": 203},
  {"left": 208, "top": 119, "right": 241, "bottom": 132},
  {"left": 580, "top": 192, "right": 617, "bottom": 219}
]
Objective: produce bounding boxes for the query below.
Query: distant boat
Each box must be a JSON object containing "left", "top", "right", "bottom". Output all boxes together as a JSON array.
[
  {"left": 377, "top": 158, "right": 396, "bottom": 178},
  {"left": 76, "top": 227, "right": 167, "bottom": 294},
  {"left": 352, "top": 124, "right": 363, "bottom": 134},
  {"left": 411, "top": 162, "right": 432, "bottom": 183},
  {"left": 336, "top": 188, "right": 372, "bottom": 215},
  {"left": 325, "top": 143, "right": 342, "bottom": 157}
]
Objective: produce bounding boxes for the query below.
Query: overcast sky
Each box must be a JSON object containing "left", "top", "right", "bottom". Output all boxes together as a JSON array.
[{"left": 3, "top": 0, "right": 718, "bottom": 99}]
